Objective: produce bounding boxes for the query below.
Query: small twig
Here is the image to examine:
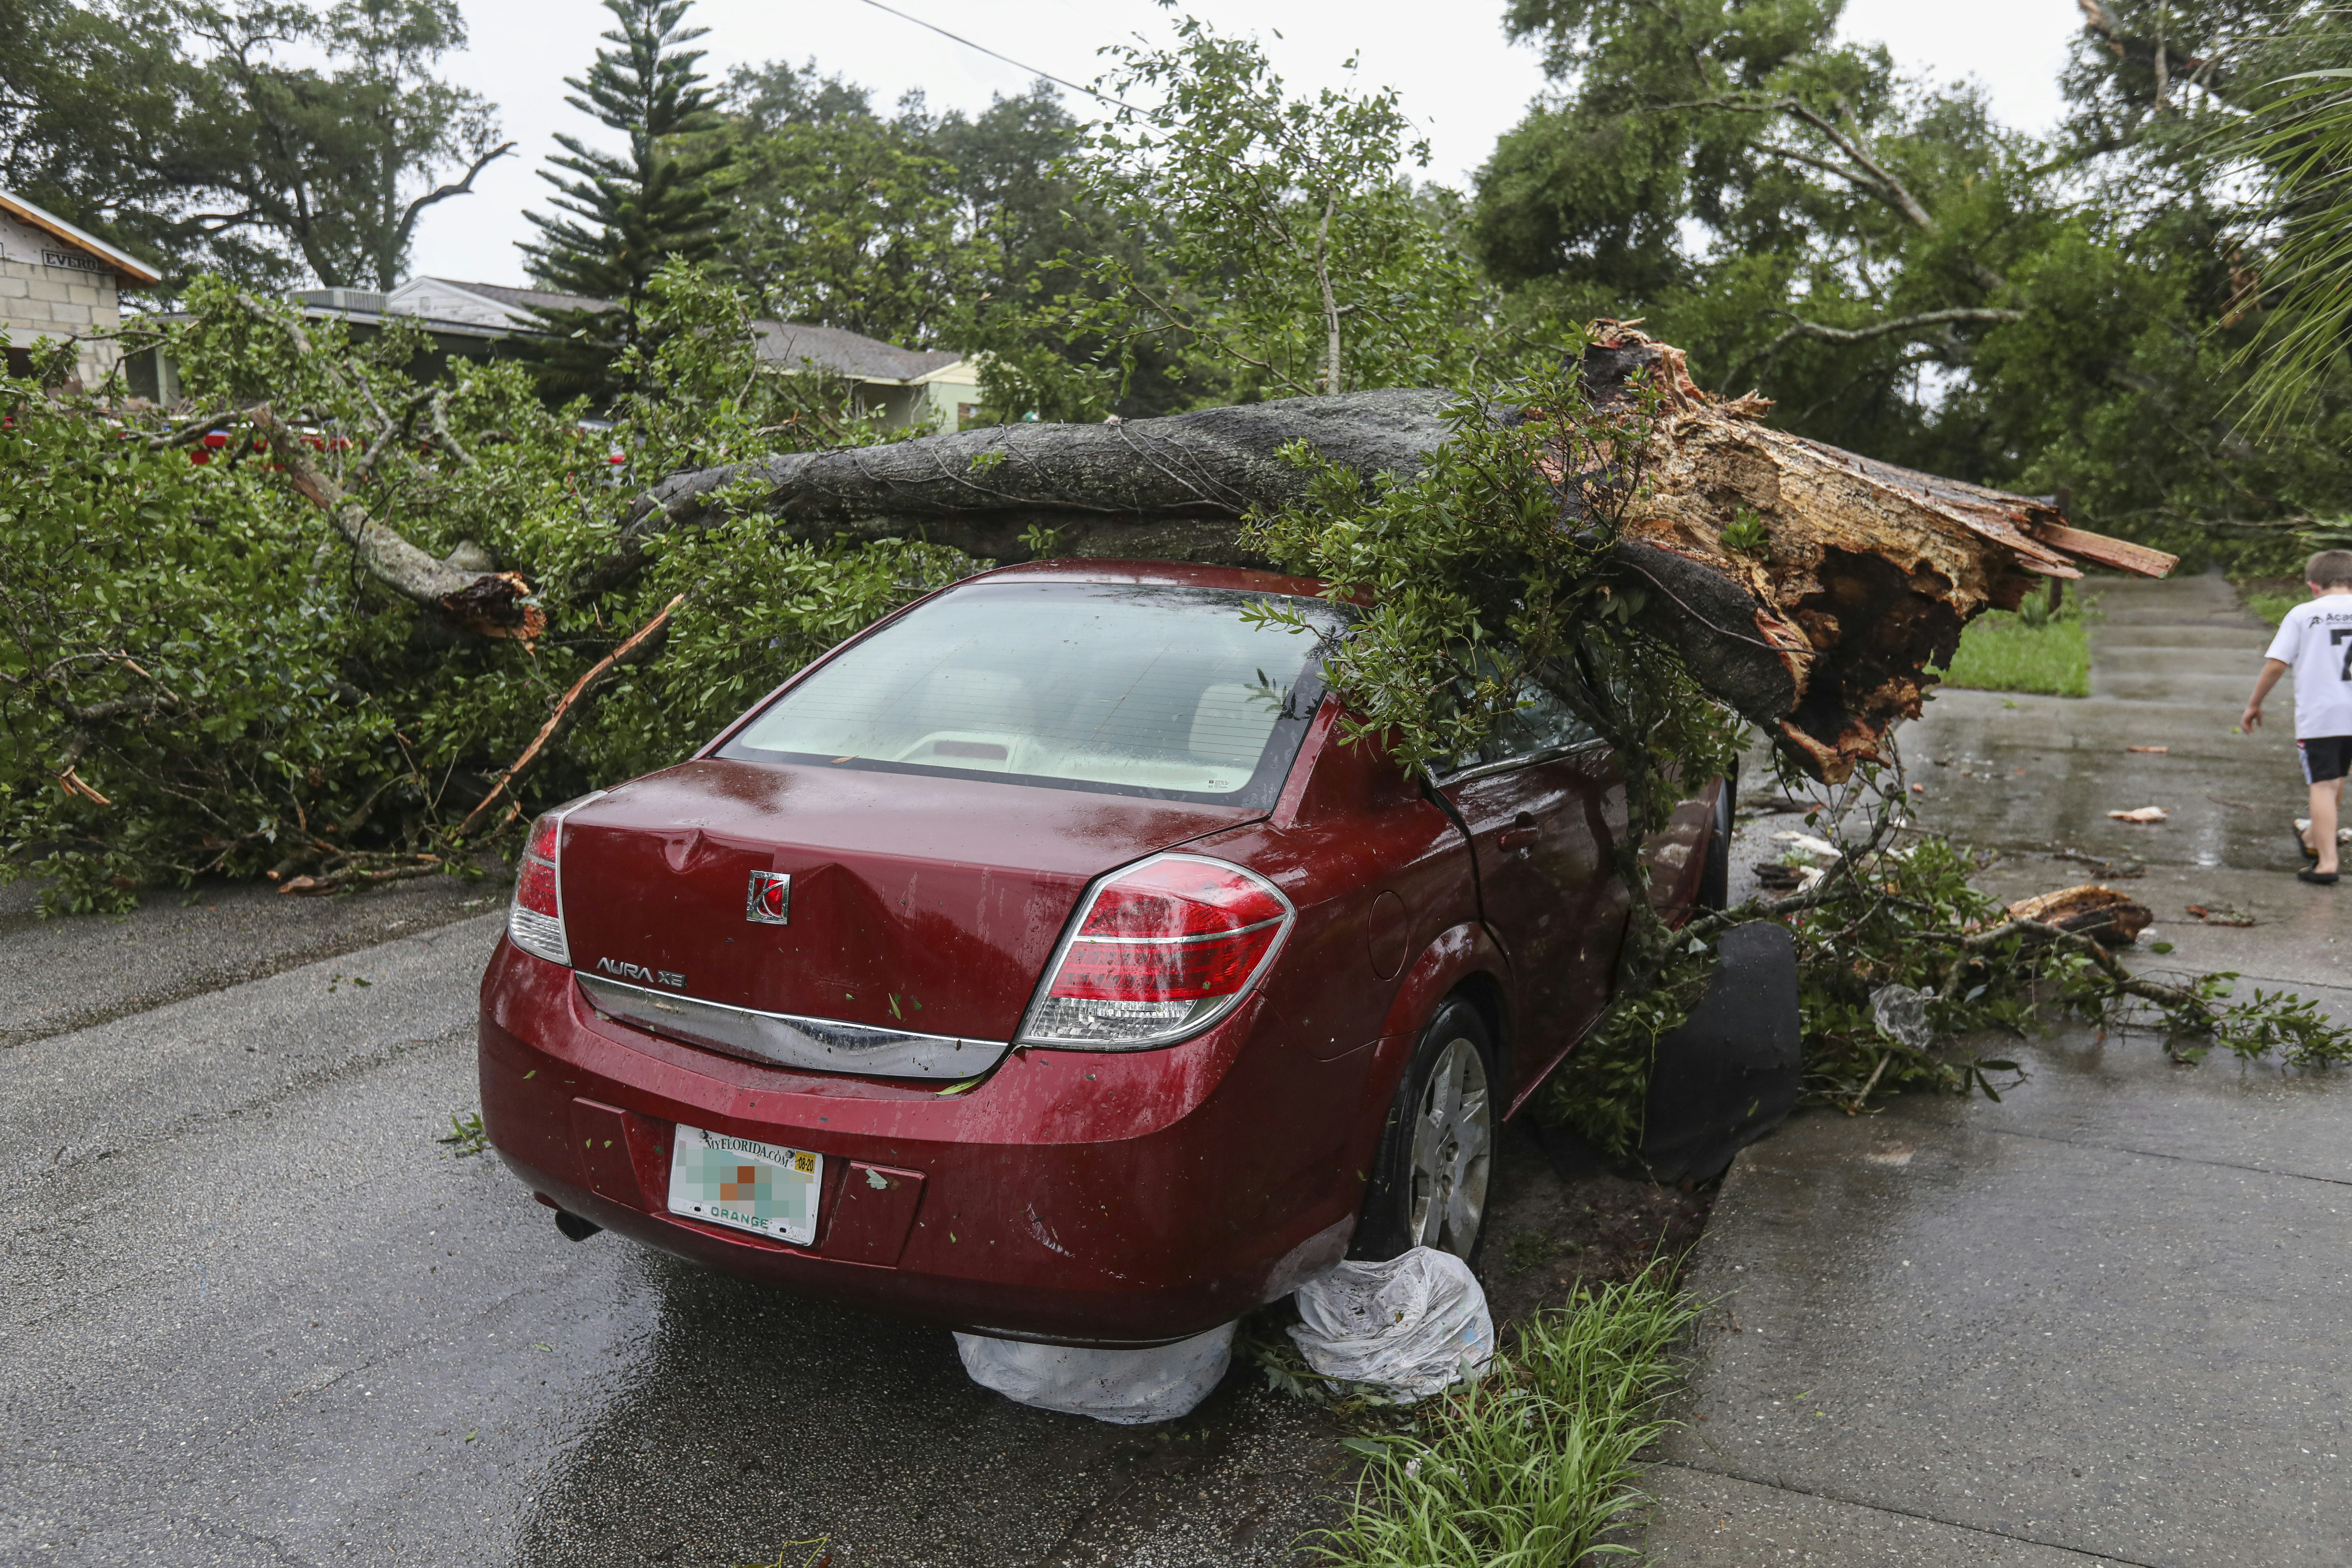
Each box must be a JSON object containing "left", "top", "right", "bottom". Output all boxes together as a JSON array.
[
  {"left": 144, "top": 404, "right": 236, "bottom": 451},
  {"left": 456, "top": 593, "right": 686, "bottom": 837}
]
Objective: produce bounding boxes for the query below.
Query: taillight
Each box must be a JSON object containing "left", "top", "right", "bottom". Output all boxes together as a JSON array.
[
  {"left": 507, "top": 793, "right": 602, "bottom": 965},
  {"left": 1019, "top": 854, "right": 1294, "bottom": 1049}
]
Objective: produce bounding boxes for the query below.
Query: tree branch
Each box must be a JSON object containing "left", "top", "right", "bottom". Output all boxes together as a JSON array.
[
  {"left": 1778, "top": 98, "right": 1935, "bottom": 233},
  {"left": 385, "top": 141, "right": 517, "bottom": 286},
  {"left": 1316, "top": 189, "right": 1342, "bottom": 395},
  {"left": 2075, "top": 0, "right": 2230, "bottom": 99},
  {"left": 1719, "top": 307, "right": 2024, "bottom": 392},
  {"left": 246, "top": 404, "right": 540, "bottom": 639},
  {"left": 456, "top": 592, "right": 685, "bottom": 836}
]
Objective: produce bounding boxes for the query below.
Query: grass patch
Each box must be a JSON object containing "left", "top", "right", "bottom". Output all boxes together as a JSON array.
[
  {"left": 1306, "top": 1261, "right": 1698, "bottom": 1566},
  {"left": 1935, "top": 605, "right": 2090, "bottom": 697},
  {"left": 437, "top": 1110, "right": 490, "bottom": 1157},
  {"left": 2245, "top": 591, "right": 2304, "bottom": 626}
]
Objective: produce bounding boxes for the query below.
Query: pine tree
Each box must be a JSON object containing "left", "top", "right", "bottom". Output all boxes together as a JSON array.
[{"left": 519, "top": 0, "right": 732, "bottom": 396}]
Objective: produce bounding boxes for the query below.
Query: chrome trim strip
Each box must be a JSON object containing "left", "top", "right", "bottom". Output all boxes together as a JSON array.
[
  {"left": 1432, "top": 736, "right": 1608, "bottom": 788},
  {"left": 1062, "top": 916, "right": 1286, "bottom": 946},
  {"left": 577, "top": 974, "right": 1010, "bottom": 1081}
]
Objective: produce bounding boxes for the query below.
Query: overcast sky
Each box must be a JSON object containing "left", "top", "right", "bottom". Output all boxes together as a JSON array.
[{"left": 405, "top": 0, "right": 2087, "bottom": 287}]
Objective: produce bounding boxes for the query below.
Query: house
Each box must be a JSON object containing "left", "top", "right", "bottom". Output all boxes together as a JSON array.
[
  {"left": 754, "top": 320, "right": 982, "bottom": 432},
  {"left": 0, "top": 190, "right": 162, "bottom": 387},
  {"left": 279, "top": 276, "right": 986, "bottom": 431}
]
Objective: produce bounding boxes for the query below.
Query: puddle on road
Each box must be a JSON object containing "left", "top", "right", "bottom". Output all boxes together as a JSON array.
[{"left": 511, "top": 1251, "right": 1349, "bottom": 1568}]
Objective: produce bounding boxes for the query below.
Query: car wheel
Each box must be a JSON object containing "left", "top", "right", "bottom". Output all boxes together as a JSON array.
[
  {"left": 1354, "top": 997, "right": 1497, "bottom": 1265},
  {"left": 1696, "top": 772, "right": 1734, "bottom": 912}
]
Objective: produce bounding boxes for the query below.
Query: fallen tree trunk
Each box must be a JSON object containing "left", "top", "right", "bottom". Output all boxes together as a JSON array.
[{"left": 611, "top": 325, "right": 2173, "bottom": 780}]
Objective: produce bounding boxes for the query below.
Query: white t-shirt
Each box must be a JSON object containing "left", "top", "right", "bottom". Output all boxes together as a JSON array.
[{"left": 2266, "top": 595, "right": 2352, "bottom": 740}]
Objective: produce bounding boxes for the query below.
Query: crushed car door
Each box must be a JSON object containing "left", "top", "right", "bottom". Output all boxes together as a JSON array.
[{"left": 1438, "top": 678, "right": 1630, "bottom": 1106}]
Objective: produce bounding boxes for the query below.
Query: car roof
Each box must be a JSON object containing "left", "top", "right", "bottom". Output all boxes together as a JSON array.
[{"left": 958, "top": 558, "right": 1334, "bottom": 601}]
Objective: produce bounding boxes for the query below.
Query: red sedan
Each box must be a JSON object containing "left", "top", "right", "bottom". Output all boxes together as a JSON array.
[{"left": 479, "top": 561, "right": 1727, "bottom": 1346}]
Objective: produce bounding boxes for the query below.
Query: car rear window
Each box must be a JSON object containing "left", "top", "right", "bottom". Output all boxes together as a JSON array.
[{"left": 718, "top": 580, "right": 1340, "bottom": 805}]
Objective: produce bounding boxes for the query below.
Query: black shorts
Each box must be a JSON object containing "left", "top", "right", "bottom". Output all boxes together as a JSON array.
[{"left": 2302, "top": 736, "right": 2352, "bottom": 784}]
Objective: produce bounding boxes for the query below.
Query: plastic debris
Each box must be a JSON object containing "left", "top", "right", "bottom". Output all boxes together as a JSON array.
[
  {"left": 952, "top": 1321, "right": 1234, "bottom": 1425},
  {"left": 2106, "top": 806, "right": 2169, "bottom": 823},
  {"left": 1869, "top": 983, "right": 1934, "bottom": 1051},
  {"left": 1288, "top": 1247, "right": 1494, "bottom": 1400},
  {"left": 1769, "top": 831, "right": 1842, "bottom": 859}
]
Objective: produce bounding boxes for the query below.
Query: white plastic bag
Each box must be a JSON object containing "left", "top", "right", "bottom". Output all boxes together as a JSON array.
[
  {"left": 1288, "top": 1247, "right": 1494, "bottom": 1399},
  {"left": 1869, "top": 983, "right": 1933, "bottom": 1051},
  {"left": 953, "top": 1321, "right": 1235, "bottom": 1425}
]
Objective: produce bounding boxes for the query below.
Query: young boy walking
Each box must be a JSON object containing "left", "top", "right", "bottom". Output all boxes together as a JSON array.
[{"left": 2242, "top": 550, "right": 2352, "bottom": 885}]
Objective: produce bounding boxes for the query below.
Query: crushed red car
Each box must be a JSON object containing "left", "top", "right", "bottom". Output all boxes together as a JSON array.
[{"left": 479, "top": 560, "right": 1727, "bottom": 1346}]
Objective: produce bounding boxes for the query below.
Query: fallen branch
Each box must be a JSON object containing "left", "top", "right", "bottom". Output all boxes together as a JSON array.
[
  {"left": 620, "top": 326, "right": 2174, "bottom": 782},
  {"left": 1934, "top": 915, "right": 2218, "bottom": 1025},
  {"left": 456, "top": 592, "right": 687, "bottom": 838}
]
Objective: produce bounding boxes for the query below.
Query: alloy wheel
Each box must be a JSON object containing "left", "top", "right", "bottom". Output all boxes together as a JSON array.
[{"left": 1406, "top": 1035, "right": 1492, "bottom": 1258}]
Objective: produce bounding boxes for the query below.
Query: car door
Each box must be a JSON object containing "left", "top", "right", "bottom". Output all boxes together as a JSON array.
[{"left": 1437, "top": 678, "right": 1631, "bottom": 1107}]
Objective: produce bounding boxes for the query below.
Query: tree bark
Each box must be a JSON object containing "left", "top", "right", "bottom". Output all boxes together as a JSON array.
[
  {"left": 250, "top": 405, "right": 543, "bottom": 641},
  {"left": 610, "top": 327, "right": 2173, "bottom": 782}
]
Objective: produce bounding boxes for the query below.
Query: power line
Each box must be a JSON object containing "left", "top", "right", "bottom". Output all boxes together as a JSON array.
[{"left": 850, "top": 0, "right": 1146, "bottom": 114}]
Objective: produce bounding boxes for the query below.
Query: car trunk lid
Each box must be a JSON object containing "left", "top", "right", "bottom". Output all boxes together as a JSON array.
[{"left": 557, "top": 758, "right": 1263, "bottom": 1044}]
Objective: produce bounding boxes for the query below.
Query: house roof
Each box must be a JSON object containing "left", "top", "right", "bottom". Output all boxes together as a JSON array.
[
  {"left": 752, "top": 321, "right": 966, "bottom": 384},
  {"left": 290, "top": 273, "right": 975, "bottom": 385},
  {"left": 0, "top": 190, "right": 162, "bottom": 286},
  {"left": 421, "top": 279, "right": 611, "bottom": 316}
]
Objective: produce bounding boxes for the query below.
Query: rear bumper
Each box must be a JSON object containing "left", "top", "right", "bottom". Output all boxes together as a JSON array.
[{"left": 478, "top": 936, "right": 1388, "bottom": 1345}]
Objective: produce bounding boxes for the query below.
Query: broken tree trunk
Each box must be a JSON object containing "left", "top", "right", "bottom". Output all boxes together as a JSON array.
[{"left": 615, "top": 324, "right": 2173, "bottom": 781}]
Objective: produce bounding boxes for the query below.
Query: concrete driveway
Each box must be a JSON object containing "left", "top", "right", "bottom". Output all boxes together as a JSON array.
[{"left": 1645, "top": 572, "right": 2352, "bottom": 1565}]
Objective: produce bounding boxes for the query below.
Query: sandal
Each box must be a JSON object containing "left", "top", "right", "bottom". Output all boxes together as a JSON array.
[
  {"left": 2294, "top": 822, "right": 2320, "bottom": 864},
  {"left": 2299, "top": 867, "right": 2340, "bottom": 886}
]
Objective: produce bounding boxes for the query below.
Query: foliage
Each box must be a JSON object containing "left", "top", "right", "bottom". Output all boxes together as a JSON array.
[
  {"left": 1540, "top": 774, "right": 2352, "bottom": 1160},
  {"left": 437, "top": 1109, "right": 489, "bottom": 1156},
  {"left": 520, "top": 0, "right": 735, "bottom": 398},
  {"left": 1247, "top": 349, "right": 1746, "bottom": 1071},
  {"left": 1467, "top": 0, "right": 2352, "bottom": 538},
  {"left": 1303, "top": 1261, "right": 1698, "bottom": 1566},
  {"left": 0, "top": 262, "right": 962, "bottom": 914},
  {"left": 1932, "top": 597, "right": 2091, "bottom": 697},
  {"left": 716, "top": 101, "right": 985, "bottom": 348},
  {"left": 991, "top": 20, "right": 1496, "bottom": 414},
  {"left": 0, "top": 0, "right": 507, "bottom": 292},
  {"left": 1246, "top": 354, "right": 1741, "bottom": 797},
  {"left": 2227, "top": 51, "right": 2352, "bottom": 432},
  {"left": 2244, "top": 589, "right": 2304, "bottom": 624},
  {"left": 0, "top": 335, "right": 415, "bottom": 908}
]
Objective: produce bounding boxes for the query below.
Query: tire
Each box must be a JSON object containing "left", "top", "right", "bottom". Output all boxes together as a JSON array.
[
  {"left": 1352, "top": 997, "right": 1498, "bottom": 1265},
  {"left": 1696, "top": 770, "right": 1734, "bottom": 913}
]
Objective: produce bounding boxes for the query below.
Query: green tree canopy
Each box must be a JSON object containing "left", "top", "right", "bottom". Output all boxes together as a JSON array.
[
  {"left": 978, "top": 20, "right": 1490, "bottom": 418},
  {"left": 1464, "top": 0, "right": 2352, "bottom": 541},
  {"left": 0, "top": 0, "right": 508, "bottom": 293},
  {"left": 520, "top": 0, "right": 734, "bottom": 395}
]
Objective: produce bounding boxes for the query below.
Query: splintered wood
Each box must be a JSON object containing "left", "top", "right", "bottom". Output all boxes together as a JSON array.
[{"left": 1578, "top": 324, "right": 2177, "bottom": 780}]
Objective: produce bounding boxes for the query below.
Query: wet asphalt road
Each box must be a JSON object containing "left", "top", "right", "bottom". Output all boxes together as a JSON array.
[{"left": 0, "top": 883, "right": 1359, "bottom": 1568}]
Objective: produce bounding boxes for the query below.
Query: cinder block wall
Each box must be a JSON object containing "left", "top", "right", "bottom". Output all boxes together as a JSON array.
[{"left": 0, "top": 212, "right": 123, "bottom": 387}]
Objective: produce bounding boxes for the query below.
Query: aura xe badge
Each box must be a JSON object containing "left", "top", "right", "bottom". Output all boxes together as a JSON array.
[
  {"left": 596, "top": 957, "right": 684, "bottom": 988},
  {"left": 747, "top": 869, "right": 792, "bottom": 925}
]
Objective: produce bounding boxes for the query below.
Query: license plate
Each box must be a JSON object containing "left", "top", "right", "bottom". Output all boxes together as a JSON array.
[{"left": 667, "top": 1124, "right": 822, "bottom": 1246}]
